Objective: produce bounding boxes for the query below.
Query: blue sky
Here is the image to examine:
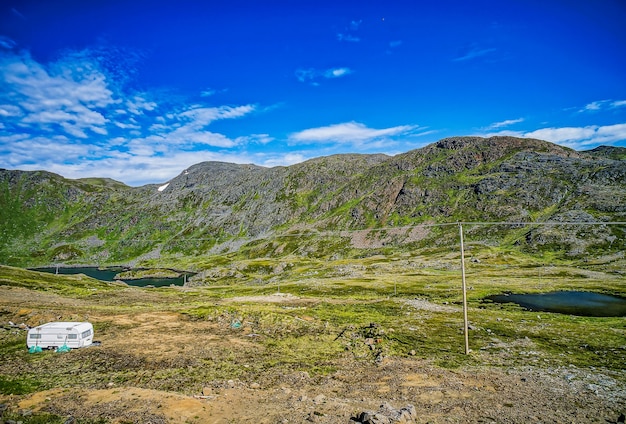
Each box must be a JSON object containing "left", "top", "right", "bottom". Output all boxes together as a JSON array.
[{"left": 1, "top": 0, "right": 625, "bottom": 186}]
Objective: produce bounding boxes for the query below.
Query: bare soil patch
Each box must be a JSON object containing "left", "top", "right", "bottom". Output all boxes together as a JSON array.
[{"left": 1, "top": 285, "right": 625, "bottom": 423}]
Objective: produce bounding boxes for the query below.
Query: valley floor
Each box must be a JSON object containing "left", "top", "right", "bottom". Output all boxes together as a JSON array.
[{"left": 0, "top": 272, "right": 625, "bottom": 423}]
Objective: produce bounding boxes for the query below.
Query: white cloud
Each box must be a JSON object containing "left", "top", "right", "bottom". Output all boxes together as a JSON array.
[
  {"left": 485, "top": 118, "right": 524, "bottom": 130},
  {"left": 0, "top": 36, "right": 17, "bottom": 50},
  {"left": 578, "top": 99, "right": 626, "bottom": 113},
  {"left": 453, "top": 45, "right": 497, "bottom": 62},
  {"left": 290, "top": 121, "right": 418, "bottom": 146},
  {"left": 0, "top": 50, "right": 114, "bottom": 138},
  {"left": 350, "top": 20, "right": 362, "bottom": 30},
  {"left": 296, "top": 67, "right": 353, "bottom": 84},
  {"left": 482, "top": 123, "right": 626, "bottom": 149},
  {"left": 0, "top": 104, "right": 22, "bottom": 117},
  {"left": 0, "top": 45, "right": 267, "bottom": 186},
  {"left": 177, "top": 105, "right": 254, "bottom": 124},
  {"left": 126, "top": 96, "right": 157, "bottom": 115},
  {"left": 324, "top": 68, "right": 352, "bottom": 78},
  {"left": 337, "top": 33, "right": 360, "bottom": 42},
  {"left": 261, "top": 152, "right": 306, "bottom": 168}
]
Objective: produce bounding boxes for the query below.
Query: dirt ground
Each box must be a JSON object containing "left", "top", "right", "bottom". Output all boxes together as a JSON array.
[{"left": 2, "top": 287, "right": 625, "bottom": 423}]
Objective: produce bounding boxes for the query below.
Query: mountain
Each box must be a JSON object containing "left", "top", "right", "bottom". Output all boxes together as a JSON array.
[{"left": 1, "top": 136, "right": 625, "bottom": 270}]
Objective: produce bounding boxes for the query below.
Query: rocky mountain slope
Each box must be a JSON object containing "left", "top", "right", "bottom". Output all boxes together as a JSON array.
[{"left": 1, "top": 136, "right": 625, "bottom": 268}]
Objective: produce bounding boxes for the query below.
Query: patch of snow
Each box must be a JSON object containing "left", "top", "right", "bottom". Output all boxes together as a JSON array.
[{"left": 157, "top": 182, "right": 170, "bottom": 192}]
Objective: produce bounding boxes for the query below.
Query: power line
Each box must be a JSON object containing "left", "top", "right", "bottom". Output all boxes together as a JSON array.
[{"left": 89, "top": 221, "right": 626, "bottom": 242}]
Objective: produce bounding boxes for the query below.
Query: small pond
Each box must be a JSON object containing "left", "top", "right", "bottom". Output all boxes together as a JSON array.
[
  {"left": 31, "top": 267, "right": 188, "bottom": 288},
  {"left": 485, "top": 291, "right": 626, "bottom": 317}
]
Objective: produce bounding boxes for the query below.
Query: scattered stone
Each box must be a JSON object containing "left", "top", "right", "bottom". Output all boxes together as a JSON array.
[
  {"left": 351, "top": 402, "right": 417, "bottom": 424},
  {"left": 312, "top": 394, "right": 326, "bottom": 404},
  {"left": 306, "top": 411, "right": 322, "bottom": 422},
  {"left": 18, "top": 409, "right": 32, "bottom": 417}
]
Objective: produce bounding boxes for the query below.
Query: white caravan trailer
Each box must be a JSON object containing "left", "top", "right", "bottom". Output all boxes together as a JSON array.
[{"left": 27, "top": 322, "right": 94, "bottom": 349}]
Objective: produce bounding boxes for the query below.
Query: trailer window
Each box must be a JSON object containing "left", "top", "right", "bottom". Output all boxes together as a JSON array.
[
  {"left": 67, "top": 334, "right": 77, "bottom": 339},
  {"left": 29, "top": 334, "right": 41, "bottom": 339},
  {"left": 81, "top": 329, "right": 92, "bottom": 338}
]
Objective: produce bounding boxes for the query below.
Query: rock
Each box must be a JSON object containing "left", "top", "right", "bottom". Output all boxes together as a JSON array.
[
  {"left": 18, "top": 409, "right": 32, "bottom": 417},
  {"left": 306, "top": 411, "right": 320, "bottom": 422},
  {"left": 351, "top": 403, "right": 417, "bottom": 424},
  {"left": 250, "top": 382, "right": 261, "bottom": 389},
  {"left": 202, "top": 387, "right": 213, "bottom": 396},
  {"left": 312, "top": 394, "right": 326, "bottom": 404}
]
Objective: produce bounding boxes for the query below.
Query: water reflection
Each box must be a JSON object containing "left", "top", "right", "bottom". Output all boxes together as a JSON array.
[
  {"left": 485, "top": 291, "right": 626, "bottom": 317},
  {"left": 31, "top": 267, "right": 187, "bottom": 288}
]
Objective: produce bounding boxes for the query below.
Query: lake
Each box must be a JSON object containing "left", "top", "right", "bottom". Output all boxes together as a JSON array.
[
  {"left": 31, "top": 267, "right": 187, "bottom": 288},
  {"left": 485, "top": 291, "right": 626, "bottom": 317}
]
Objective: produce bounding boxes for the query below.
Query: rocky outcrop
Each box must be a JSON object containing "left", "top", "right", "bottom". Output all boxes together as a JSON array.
[{"left": 1, "top": 136, "right": 625, "bottom": 265}]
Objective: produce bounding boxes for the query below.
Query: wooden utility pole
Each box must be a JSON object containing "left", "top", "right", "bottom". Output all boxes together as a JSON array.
[{"left": 459, "top": 223, "right": 470, "bottom": 355}]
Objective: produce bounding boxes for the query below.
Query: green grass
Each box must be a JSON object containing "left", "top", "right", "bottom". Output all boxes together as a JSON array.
[
  {"left": 0, "top": 374, "right": 42, "bottom": 395},
  {"left": 0, "top": 252, "right": 624, "bottom": 409}
]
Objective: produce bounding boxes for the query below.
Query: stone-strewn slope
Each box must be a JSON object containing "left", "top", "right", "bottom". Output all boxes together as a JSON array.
[{"left": 1, "top": 136, "right": 625, "bottom": 265}]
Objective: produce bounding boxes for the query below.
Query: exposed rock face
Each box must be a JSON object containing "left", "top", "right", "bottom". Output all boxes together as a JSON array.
[{"left": 1, "top": 136, "right": 625, "bottom": 265}]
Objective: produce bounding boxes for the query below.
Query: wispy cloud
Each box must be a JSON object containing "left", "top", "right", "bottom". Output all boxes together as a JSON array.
[
  {"left": 350, "top": 20, "right": 362, "bottom": 31},
  {"left": 290, "top": 121, "right": 418, "bottom": 147},
  {"left": 200, "top": 88, "right": 216, "bottom": 97},
  {"left": 260, "top": 152, "right": 307, "bottom": 168},
  {"left": 0, "top": 36, "right": 17, "bottom": 50},
  {"left": 337, "top": 33, "right": 360, "bottom": 42},
  {"left": 453, "top": 44, "right": 497, "bottom": 62},
  {"left": 578, "top": 99, "right": 626, "bottom": 112},
  {"left": 0, "top": 46, "right": 261, "bottom": 185},
  {"left": 324, "top": 67, "right": 352, "bottom": 78},
  {"left": 482, "top": 123, "right": 626, "bottom": 150},
  {"left": 0, "top": 50, "right": 115, "bottom": 138},
  {"left": 295, "top": 67, "right": 353, "bottom": 84},
  {"left": 337, "top": 19, "right": 362, "bottom": 42},
  {"left": 485, "top": 118, "right": 524, "bottom": 130},
  {"left": 11, "top": 8, "right": 26, "bottom": 20}
]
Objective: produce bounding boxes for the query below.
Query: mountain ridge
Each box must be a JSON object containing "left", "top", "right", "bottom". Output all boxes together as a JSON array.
[{"left": 1, "top": 136, "right": 625, "bottom": 269}]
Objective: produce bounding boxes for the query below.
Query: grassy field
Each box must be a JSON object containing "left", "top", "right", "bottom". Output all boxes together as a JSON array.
[{"left": 0, "top": 249, "right": 625, "bottom": 423}]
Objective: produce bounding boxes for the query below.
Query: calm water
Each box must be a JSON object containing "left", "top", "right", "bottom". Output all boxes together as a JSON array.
[
  {"left": 485, "top": 291, "right": 626, "bottom": 317},
  {"left": 31, "top": 267, "right": 186, "bottom": 288}
]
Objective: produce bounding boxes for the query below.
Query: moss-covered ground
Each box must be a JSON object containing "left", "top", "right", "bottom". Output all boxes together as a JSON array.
[{"left": 0, "top": 248, "right": 624, "bottom": 422}]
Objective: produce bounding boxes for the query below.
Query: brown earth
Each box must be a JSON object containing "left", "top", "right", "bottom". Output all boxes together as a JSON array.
[{"left": 1, "top": 287, "right": 625, "bottom": 423}]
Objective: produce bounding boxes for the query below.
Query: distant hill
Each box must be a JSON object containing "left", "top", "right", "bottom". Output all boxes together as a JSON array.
[{"left": 1, "top": 136, "right": 625, "bottom": 268}]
